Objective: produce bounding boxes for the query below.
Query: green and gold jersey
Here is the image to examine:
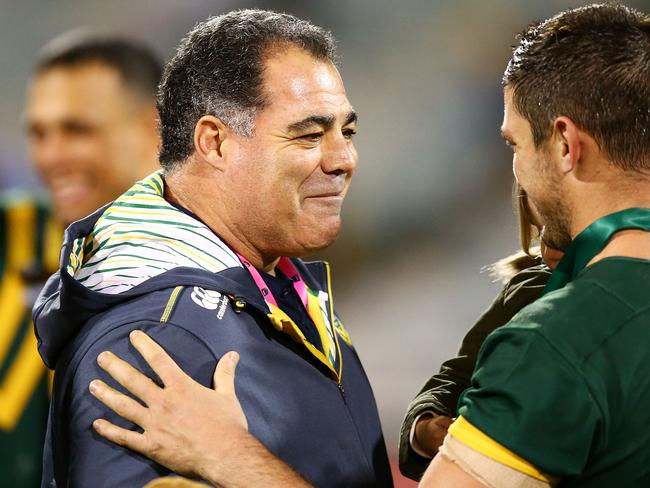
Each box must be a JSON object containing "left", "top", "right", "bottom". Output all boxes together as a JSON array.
[
  {"left": 456, "top": 257, "right": 650, "bottom": 487},
  {"left": 0, "top": 193, "right": 61, "bottom": 487}
]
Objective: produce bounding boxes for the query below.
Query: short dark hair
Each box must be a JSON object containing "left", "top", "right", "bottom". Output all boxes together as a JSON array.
[
  {"left": 36, "top": 29, "right": 162, "bottom": 100},
  {"left": 157, "top": 9, "right": 337, "bottom": 170},
  {"left": 504, "top": 4, "right": 650, "bottom": 171}
]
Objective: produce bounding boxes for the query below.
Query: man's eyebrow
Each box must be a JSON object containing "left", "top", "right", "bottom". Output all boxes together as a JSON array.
[
  {"left": 344, "top": 111, "right": 358, "bottom": 126},
  {"left": 287, "top": 115, "right": 336, "bottom": 133},
  {"left": 287, "top": 111, "right": 358, "bottom": 133}
]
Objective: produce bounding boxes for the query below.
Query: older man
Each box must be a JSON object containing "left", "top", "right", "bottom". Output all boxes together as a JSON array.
[
  {"left": 34, "top": 10, "right": 392, "bottom": 488},
  {"left": 0, "top": 32, "right": 160, "bottom": 486},
  {"left": 88, "top": 3, "right": 650, "bottom": 487}
]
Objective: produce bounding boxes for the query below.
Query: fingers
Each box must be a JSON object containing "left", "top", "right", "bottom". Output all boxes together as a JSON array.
[
  {"left": 129, "top": 330, "right": 186, "bottom": 387},
  {"left": 89, "top": 379, "right": 147, "bottom": 427},
  {"left": 92, "top": 418, "right": 148, "bottom": 453},
  {"left": 97, "top": 350, "right": 159, "bottom": 403},
  {"left": 213, "top": 351, "right": 239, "bottom": 396}
]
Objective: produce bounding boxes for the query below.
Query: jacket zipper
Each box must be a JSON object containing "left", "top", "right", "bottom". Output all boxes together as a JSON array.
[{"left": 338, "top": 381, "right": 347, "bottom": 403}]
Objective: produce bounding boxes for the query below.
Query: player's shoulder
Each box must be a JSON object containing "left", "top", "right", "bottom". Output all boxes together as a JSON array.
[{"left": 496, "top": 257, "right": 650, "bottom": 364}]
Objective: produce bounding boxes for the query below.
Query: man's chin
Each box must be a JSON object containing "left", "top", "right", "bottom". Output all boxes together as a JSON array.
[
  {"left": 541, "top": 227, "right": 572, "bottom": 252},
  {"left": 289, "top": 223, "right": 341, "bottom": 257},
  {"left": 54, "top": 202, "right": 100, "bottom": 225}
]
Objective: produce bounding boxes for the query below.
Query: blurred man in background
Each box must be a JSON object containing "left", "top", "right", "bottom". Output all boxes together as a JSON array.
[{"left": 0, "top": 31, "right": 161, "bottom": 486}]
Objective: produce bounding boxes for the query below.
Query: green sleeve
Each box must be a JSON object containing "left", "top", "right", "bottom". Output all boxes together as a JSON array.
[{"left": 458, "top": 326, "right": 602, "bottom": 477}]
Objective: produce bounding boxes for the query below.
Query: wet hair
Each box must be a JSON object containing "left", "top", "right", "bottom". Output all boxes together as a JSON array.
[
  {"left": 503, "top": 3, "right": 650, "bottom": 171},
  {"left": 157, "top": 9, "right": 337, "bottom": 170},
  {"left": 36, "top": 29, "right": 162, "bottom": 100}
]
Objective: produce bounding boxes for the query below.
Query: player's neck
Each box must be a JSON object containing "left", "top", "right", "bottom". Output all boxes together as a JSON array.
[
  {"left": 590, "top": 229, "right": 650, "bottom": 265},
  {"left": 571, "top": 176, "right": 650, "bottom": 240},
  {"left": 164, "top": 171, "right": 280, "bottom": 274}
]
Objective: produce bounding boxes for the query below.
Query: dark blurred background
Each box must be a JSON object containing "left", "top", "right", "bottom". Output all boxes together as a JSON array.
[{"left": 2, "top": 0, "right": 648, "bottom": 484}]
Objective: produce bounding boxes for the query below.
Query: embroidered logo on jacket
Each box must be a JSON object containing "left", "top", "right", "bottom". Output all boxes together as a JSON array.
[{"left": 191, "top": 287, "right": 228, "bottom": 319}]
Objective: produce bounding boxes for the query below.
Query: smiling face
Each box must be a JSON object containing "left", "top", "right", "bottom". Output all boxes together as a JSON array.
[
  {"left": 25, "top": 62, "right": 157, "bottom": 224},
  {"left": 502, "top": 87, "right": 572, "bottom": 250},
  {"left": 220, "top": 47, "right": 358, "bottom": 260}
]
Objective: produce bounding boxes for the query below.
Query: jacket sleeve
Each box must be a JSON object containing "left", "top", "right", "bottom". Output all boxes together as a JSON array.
[
  {"left": 60, "top": 319, "right": 218, "bottom": 488},
  {"left": 397, "top": 264, "right": 551, "bottom": 481}
]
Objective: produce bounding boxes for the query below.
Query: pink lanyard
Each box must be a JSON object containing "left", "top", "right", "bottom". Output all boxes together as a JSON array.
[{"left": 237, "top": 254, "right": 309, "bottom": 309}]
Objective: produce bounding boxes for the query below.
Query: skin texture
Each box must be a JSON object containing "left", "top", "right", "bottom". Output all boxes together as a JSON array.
[
  {"left": 501, "top": 89, "right": 573, "bottom": 251},
  {"left": 501, "top": 86, "right": 650, "bottom": 260},
  {"left": 413, "top": 414, "right": 454, "bottom": 458},
  {"left": 540, "top": 242, "right": 563, "bottom": 270},
  {"left": 420, "top": 453, "right": 487, "bottom": 488},
  {"left": 165, "top": 47, "right": 358, "bottom": 272},
  {"left": 25, "top": 62, "right": 159, "bottom": 224},
  {"left": 143, "top": 478, "right": 207, "bottom": 488}
]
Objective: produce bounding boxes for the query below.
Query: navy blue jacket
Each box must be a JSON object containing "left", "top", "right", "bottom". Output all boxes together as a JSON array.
[{"left": 34, "top": 207, "right": 392, "bottom": 487}]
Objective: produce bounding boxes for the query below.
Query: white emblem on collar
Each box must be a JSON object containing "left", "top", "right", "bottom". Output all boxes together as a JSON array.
[{"left": 191, "top": 287, "right": 228, "bottom": 319}]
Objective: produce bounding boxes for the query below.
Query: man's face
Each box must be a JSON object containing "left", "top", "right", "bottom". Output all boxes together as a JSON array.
[
  {"left": 221, "top": 47, "right": 358, "bottom": 259},
  {"left": 501, "top": 88, "right": 572, "bottom": 250},
  {"left": 25, "top": 62, "right": 155, "bottom": 224}
]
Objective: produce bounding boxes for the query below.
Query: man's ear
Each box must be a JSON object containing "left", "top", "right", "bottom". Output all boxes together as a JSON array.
[
  {"left": 193, "top": 116, "right": 230, "bottom": 171},
  {"left": 552, "top": 116, "right": 581, "bottom": 174}
]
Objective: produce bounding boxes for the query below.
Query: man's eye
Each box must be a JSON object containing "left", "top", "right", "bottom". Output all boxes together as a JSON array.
[
  {"left": 343, "top": 129, "right": 357, "bottom": 139},
  {"left": 63, "top": 121, "right": 94, "bottom": 136},
  {"left": 300, "top": 133, "right": 323, "bottom": 142},
  {"left": 27, "top": 126, "right": 45, "bottom": 141}
]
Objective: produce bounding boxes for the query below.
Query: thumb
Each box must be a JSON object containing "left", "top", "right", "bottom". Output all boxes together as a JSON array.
[{"left": 213, "top": 351, "right": 239, "bottom": 396}]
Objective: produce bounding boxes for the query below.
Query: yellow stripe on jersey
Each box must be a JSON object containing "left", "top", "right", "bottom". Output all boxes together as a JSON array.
[
  {"left": 448, "top": 416, "right": 558, "bottom": 483},
  {"left": 7, "top": 201, "right": 36, "bottom": 269},
  {"left": 0, "top": 273, "right": 26, "bottom": 364},
  {"left": 266, "top": 303, "right": 340, "bottom": 383},
  {"left": 44, "top": 217, "right": 64, "bottom": 272},
  {"left": 0, "top": 323, "right": 46, "bottom": 430}
]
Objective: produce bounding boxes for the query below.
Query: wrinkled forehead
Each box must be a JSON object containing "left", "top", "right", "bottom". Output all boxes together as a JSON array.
[{"left": 260, "top": 48, "right": 352, "bottom": 118}]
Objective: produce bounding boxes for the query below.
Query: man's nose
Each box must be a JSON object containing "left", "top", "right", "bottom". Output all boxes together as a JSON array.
[{"left": 321, "top": 135, "right": 357, "bottom": 175}]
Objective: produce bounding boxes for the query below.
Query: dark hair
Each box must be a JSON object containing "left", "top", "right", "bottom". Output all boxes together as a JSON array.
[
  {"left": 157, "top": 9, "right": 337, "bottom": 170},
  {"left": 36, "top": 29, "right": 162, "bottom": 100},
  {"left": 503, "top": 4, "right": 650, "bottom": 171}
]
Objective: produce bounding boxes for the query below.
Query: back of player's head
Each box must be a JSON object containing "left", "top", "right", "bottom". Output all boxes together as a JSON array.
[{"left": 504, "top": 3, "right": 650, "bottom": 171}]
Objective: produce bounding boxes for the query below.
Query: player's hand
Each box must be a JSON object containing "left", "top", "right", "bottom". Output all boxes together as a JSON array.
[
  {"left": 414, "top": 414, "right": 454, "bottom": 457},
  {"left": 89, "top": 330, "right": 248, "bottom": 480}
]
